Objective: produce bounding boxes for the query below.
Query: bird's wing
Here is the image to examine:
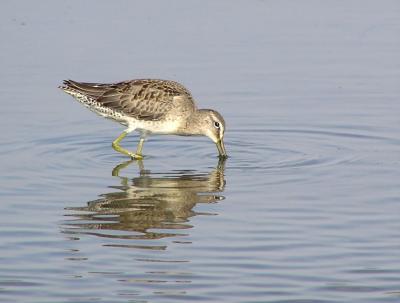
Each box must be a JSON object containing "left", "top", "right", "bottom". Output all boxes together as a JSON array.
[{"left": 64, "top": 79, "right": 195, "bottom": 121}]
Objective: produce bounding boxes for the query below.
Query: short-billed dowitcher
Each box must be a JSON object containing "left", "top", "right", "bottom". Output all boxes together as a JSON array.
[{"left": 59, "top": 79, "right": 227, "bottom": 159}]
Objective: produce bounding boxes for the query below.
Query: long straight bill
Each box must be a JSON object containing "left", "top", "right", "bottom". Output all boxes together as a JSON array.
[{"left": 216, "top": 139, "right": 227, "bottom": 158}]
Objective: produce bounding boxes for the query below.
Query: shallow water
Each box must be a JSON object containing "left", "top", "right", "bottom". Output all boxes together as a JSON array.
[{"left": 1, "top": 1, "right": 400, "bottom": 302}]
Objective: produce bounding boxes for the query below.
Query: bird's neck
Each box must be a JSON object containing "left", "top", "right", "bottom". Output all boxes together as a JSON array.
[{"left": 178, "top": 109, "right": 207, "bottom": 136}]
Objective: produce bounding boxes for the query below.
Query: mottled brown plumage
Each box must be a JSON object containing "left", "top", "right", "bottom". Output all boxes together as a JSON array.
[{"left": 62, "top": 79, "right": 195, "bottom": 121}]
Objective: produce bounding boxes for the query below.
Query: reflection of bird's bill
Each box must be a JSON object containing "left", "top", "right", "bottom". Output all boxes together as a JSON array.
[
  {"left": 216, "top": 139, "right": 227, "bottom": 158},
  {"left": 216, "top": 156, "right": 227, "bottom": 172}
]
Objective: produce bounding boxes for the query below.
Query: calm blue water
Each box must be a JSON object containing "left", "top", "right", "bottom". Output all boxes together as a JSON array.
[{"left": 1, "top": 1, "right": 400, "bottom": 302}]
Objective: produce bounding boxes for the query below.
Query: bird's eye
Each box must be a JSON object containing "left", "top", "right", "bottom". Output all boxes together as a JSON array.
[{"left": 214, "top": 121, "right": 220, "bottom": 129}]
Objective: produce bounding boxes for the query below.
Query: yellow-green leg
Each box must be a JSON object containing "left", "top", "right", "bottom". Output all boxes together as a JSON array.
[
  {"left": 136, "top": 138, "right": 145, "bottom": 155},
  {"left": 112, "top": 131, "right": 144, "bottom": 160}
]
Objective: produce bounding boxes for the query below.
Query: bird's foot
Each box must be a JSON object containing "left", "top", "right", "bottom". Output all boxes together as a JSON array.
[{"left": 129, "top": 153, "right": 143, "bottom": 160}]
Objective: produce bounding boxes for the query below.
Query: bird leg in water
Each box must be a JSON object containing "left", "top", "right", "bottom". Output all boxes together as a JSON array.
[
  {"left": 136, "top": 138, "right": 145, "bottom": 156},
  {"left": 112, "top": 131, "right": 144, "bottom": 160}
]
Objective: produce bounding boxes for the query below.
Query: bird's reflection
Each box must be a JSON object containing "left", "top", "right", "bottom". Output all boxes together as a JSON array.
[{"left": 63, "top": 159, "right": 226, "bottom": 246}]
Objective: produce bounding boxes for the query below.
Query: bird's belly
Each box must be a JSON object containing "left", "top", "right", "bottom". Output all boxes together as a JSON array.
[{"left": 127, "top": 118, "right": 181, "bottom": 135}]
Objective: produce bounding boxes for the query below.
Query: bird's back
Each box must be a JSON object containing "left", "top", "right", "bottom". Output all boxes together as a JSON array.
[{"left": 60, "top": 79, "right": 196, "bottom": 121}]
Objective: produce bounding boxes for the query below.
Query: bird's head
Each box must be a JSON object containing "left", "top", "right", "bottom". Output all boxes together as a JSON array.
[{"left": 197, "top": 109, "right": 227, "bottom": 158}]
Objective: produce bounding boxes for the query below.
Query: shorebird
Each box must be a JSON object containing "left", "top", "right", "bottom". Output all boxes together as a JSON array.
[{"left": 59, "top": 79, "right": 227, "bottom": 159}]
